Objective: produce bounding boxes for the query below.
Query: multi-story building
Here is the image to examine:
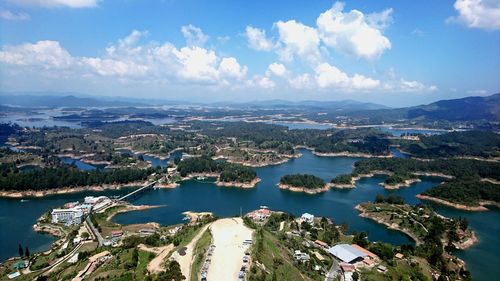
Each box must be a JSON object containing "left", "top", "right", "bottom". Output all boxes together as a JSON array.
[{"left": 51, "top": 208, "right": 84, "bottom": 225}]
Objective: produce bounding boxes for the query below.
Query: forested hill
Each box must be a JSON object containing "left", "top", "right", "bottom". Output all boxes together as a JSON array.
[{"left": 350, "top": 93, "right": 500, "bottom": 122}]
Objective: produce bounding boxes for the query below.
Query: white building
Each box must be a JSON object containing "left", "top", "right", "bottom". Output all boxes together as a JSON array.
[
  {"left": 51, "top": 208, "right": 84, "bottom": 225},
  {"left": 294, "top": 250, "right": 311, "bottom": 262},
  {"left": 301, "top": 213, "right": 314, "bottom": 223}
]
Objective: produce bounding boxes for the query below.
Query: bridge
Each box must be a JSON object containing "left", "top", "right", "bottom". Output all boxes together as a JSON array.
[{"left": 118, "top": 181, "right": 157, "bottom": 201}]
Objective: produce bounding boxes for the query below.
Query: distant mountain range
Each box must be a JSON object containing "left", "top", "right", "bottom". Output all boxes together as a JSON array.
[
  {"left": 1, "top": 91, "right": 498, "bottom": 122},
  {"left": 351, "top": 93, "right": 500, "bottom": 122},
  {"left": 0, "top": 93, "right": 143, "bottom": 107},
  {"left": 213, "top": 99, "right": 390, "bottom": 111}
]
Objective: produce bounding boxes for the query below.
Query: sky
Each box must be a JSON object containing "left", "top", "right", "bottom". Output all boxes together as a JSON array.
[{"left": 0, "top": 0, "right": 499, "bottom": 107}]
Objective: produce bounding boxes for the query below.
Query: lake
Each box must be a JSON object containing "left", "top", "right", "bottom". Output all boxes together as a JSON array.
[{"left": 0, "top": 149, "right": 497, "bottom": 280}]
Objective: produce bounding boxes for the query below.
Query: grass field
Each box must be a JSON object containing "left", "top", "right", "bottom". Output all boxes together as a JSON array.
[{"left": 190, "top": 229, "right": 212, "bottom": 281}]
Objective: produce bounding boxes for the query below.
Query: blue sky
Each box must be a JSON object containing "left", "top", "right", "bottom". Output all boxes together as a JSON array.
[{"left": 0, "top": 0, "right": 499, "bottom": 106}]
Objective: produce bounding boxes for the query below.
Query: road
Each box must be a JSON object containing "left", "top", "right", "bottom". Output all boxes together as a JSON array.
[
  {"left": 325, "top": 258, "right": 340, "bottom": 281},
  {"left": 85, "top": 216, "right": 104, "bottom": 246}
]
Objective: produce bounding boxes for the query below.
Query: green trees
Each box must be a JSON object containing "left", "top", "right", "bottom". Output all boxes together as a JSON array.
[
  {"left": 154, "top": 260, "right": 185, "bottom": 280},
  {"left": 0, "top": 166, "right": 158, "bottom": 191},
  {"left": 279, "top": 174, "right": 325, "bottom": 189},
  {"left": 331, "top": 174, "right": 352, "bottom": 184},
  {"left": 423, "top": 181, "right": 500, "bottom": 206},
  {"left": 176, "top": 156, "right": 257, "bottom": 182}
]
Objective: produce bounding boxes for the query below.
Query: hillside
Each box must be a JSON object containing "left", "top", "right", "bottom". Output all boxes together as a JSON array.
[{"left": 350, "top": 93, "right": 500, "bottom": 122}]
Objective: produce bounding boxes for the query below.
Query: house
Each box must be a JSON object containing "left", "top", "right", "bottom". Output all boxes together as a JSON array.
[
  {"left": 395, "top": 253, "right": 404, "bottom": 259},
  {"left": 139, "top": 228, "right": 156, "bottom": 237},
  {"left": 339, "top": 262, "right": 356, "bottom": 281},
  {"left": 377, "top": 265, "right": 387, "bottom": 272},
  {"left": 51, "top": 208, "right": 84, "bottom": 225},
  {"left": 301, "top": 213, "right": 314, "bottom": 223},
  {"left": 293, "top": 250, "right": 310, "bottom": 262},
  {"left": 246, "top": 208, "right": 271, "bottom": 221},
  {"left": 314, "top": 240, "right": 329, "bottom": 248},
  {"left": 111, "top": 230, "right": 123, "bottom": 238}
]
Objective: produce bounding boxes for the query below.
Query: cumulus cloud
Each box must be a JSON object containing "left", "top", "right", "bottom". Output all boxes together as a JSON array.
[
  {"left": 0, "top": 29, "right": 248, "bottom": 86},
  {"left": 314, "top": 62, "right": 380, "bottom": 90},
  {"left": 181, "top": 24, "right": 209, "bottom": 46},
  {"left": 248, "top": 75, "right": 275, "bottom": 89},
  {"left": 317, "top": 2, "right": 391, "bottom": 60},
  {"left": 447, "top": 0, "right": 500, "bottom": 30},
  {"left": 245, "top": 26, "right": 275, "bottom": 51},
  {"left": 266, "top": 62, "right": 286, "bottom": 77},
  {"left": 0, "top": 9, "right": 30, "bottom": 21},
  {"left": 288, "top": 73, "right": 313, "bottom": 89},
  {"left": 275, "top": 20, "right": 321, "bottom": 63},
  {"left": 10, "top": 0, "right": 99, "bottom": 8},
  {"left": 0, "top": 40, "right": 73, "bottom": 68},
  {"left": 218, "top": 57, "right": 247, "bottom": 79}
]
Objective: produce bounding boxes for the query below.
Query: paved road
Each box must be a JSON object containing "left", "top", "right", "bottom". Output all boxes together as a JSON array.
[
  {"left": 86, "top": 216, "right": 104, "bottom": 246},
  {"left": 325, "top": 258, "right": 340, "bottom": 281}
]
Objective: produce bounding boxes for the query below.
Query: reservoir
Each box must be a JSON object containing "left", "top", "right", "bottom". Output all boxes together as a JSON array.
[{"left": 0, "top": 149, "right": 497, "bottom": 280}]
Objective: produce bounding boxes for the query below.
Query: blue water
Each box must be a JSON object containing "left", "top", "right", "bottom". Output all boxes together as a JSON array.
[
  {"left": 380, "top": 127, "right": 449, "bottom": 137},
  {"left": 60, "top": 157, "right": 98, "bottom": 171},
  {"left": 0, "top": 149, "right": 497, "bottom": 280}
]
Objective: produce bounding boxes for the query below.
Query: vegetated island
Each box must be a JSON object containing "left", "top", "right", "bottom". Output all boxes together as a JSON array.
[
  {"left": 176, "top": 155, "right": 260, "bottom": 188},
  {"left": 417, "top": 180, "right": 500, "bottom": 211},
  {"left": 277, "top": 174, "right": 328, "bottom": 194},
  {"left": 0, "top": 164, "right": 160, "bottom": 198},
  {"left": 356, "top": 195, "right": 478, "bottom": 250},
  {"left": 329, "top": 157, "right": 500, "bottom": 210}
]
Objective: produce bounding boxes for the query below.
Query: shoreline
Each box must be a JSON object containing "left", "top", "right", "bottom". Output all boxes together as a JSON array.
[
  {"left": 415, "top": 194, "right": 497, "bottom": 211},
  {"left": 355, "top": 204, "right": 479, "bottom": 250},
  {"left": 215, "top": 177, "right": 261, "bottom": 188},
  {"left": 106, "top": 204, "right": 164, "bottom": 221},
  {"left": 355, "top": 204, "right": 423, "bottom": 245},
  {"left": 380, "top": 178, "right": 422, "bottom": 190},
  {"left": 277, "top": 182, "right": 329, "bottom": 194},
  {"left": 0, "top": 181, "right": 148, "bottom": 198}
]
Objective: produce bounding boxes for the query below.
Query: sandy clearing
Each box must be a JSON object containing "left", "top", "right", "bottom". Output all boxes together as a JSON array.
[
  {"left": 143, "top": 244, "right": 174, "bottom": 273},
  {"left": 170, "top": 223, "right": 211, "bottom": 279},
  {"left": 207, "top": 218, "right": 254, "bottom": 281}
]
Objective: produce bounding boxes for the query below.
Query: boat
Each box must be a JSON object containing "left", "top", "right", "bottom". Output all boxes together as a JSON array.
[
  {"left": 20, "top": 199, "right": 29, "bottom": 203},
  {"left": 259, "top": 205, "right": 269, "bottom": 209},
  {"left": 197, "top": 176, "right": 207, "bottom": 180}
]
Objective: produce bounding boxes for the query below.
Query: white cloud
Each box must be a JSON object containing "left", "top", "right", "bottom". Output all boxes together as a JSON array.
[
  {"left": 0, "top": 9, "right": 30, "bottom": 21},
  {"left": 10, "top": 0, "right": 99, "bottom": 8},
  {"left": 314, "top": 62, "right": 379, "bottom": 90},
  {"left": 448, "top": 0, "right": 500, "bottom": 30},
  {"left": 0, "top": 29, "right": 248, "bottom": 86},
  {"left": 218, "top": 57, "right": 247, "bottom": 79},
  {"left": 81, "top": 57, "right": 148, "bottom": 77},
  {"left": 245, "top": 26, "right": 275, "bottom": 51},
  {"left": 316, "top": 2, "right": 391, "bottom": 60},
  {"left": 181, "top": 24, "right": 209, "bottom": 46},
  {"left": 248, "top": 75, "right": 275, "bottom": 89},
  {"left": 0, "top": 40, "right": 73, "bottom": 68},
  {"left": 366, "top": 8, "right": 393, "bottom": 30},
  {"left": 275, "top": 20, "right": 321, "bottom": 63},
  {"left": 383, "top": 78, "right": 437, "bottom": 93},
  {"left": 288, "top": 73, "right": 313, "bottom": 89},
  {"left": 266, "top": 62, "right": 286, "bottom": 77}
]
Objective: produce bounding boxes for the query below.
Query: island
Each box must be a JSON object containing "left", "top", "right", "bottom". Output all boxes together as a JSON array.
[{"left": 277, "top": 174, "right": 328, "bottom": 194}]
